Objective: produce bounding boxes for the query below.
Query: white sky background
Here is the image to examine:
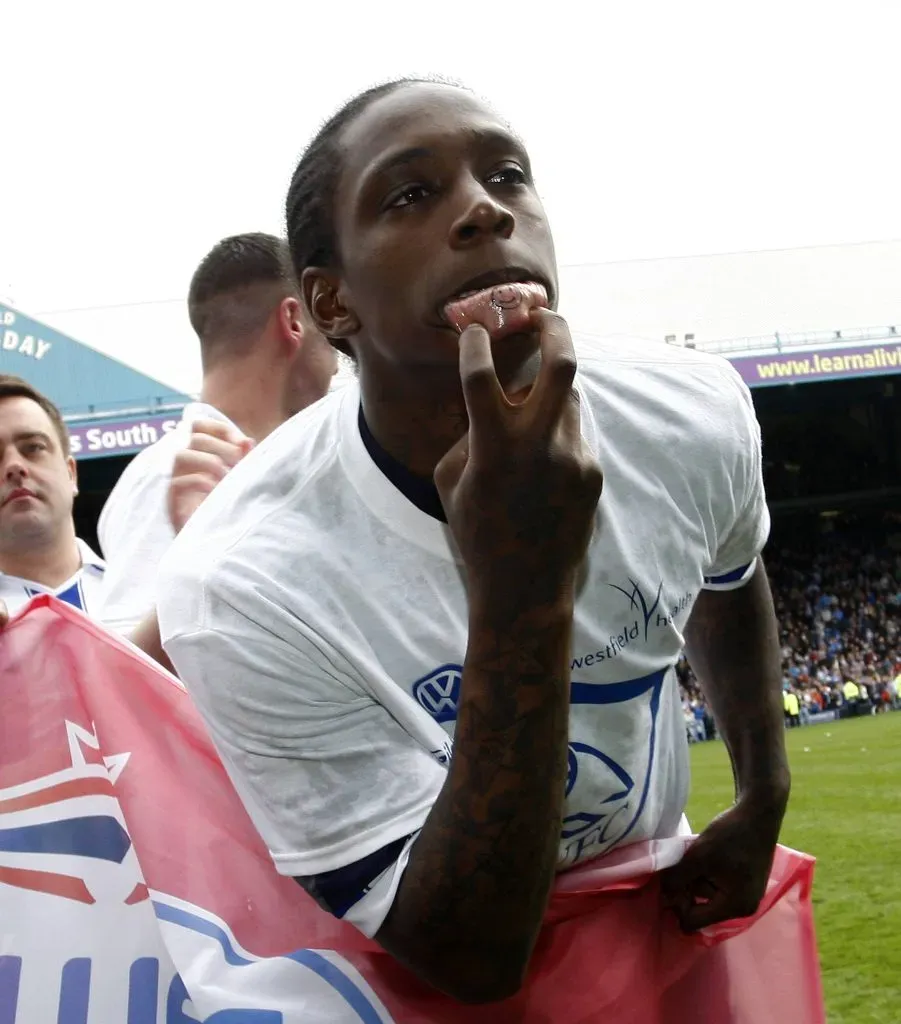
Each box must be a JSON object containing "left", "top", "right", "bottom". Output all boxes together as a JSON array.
[{"left": 4, "top": 0, "right": 901, "bottom": 394}]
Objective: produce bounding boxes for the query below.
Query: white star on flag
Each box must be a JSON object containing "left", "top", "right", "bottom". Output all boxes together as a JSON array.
[{"left": 65, "top": 720, "right": 131, "bottom": 783}]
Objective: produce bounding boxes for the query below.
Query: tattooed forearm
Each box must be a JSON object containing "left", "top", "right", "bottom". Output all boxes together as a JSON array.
[
  {"left": 683, "top": 559, "right": 790, "bottom": 804},
  {"left": 375, "top": 597, "right": 574, "bottom": 1004}
]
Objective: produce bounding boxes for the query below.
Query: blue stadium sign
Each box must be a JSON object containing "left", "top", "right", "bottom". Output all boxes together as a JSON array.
[{"left": 1, "top": 303, "right": 190, "bottom": 460}]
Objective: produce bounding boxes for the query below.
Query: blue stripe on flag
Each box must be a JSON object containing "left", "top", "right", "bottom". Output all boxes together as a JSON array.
[
  {"left": 287, "top": 950, "right": 388, "bottom": 1024},
  {"left": 153, "top": 901, "right": 249, "bottom": 967},
  {"left": 152, "top": 901, "right": 386, "bottom": 1023},
  {"left": 703, "top": 562, "right": 752, "bottom": 586},
  {"left": 0, "top": 816, "right": 130, "bottom": 862}
]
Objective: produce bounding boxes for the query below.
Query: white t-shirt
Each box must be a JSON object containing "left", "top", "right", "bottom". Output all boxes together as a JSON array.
[
  {"left": 97, "top": 403, "right": 238, "bottom": 634},
  {"left": 157, "top": 336, "right": 769, "bottom": 938},
  {"left": 1, "top": 538, "right": 106, "bottom": 618}
]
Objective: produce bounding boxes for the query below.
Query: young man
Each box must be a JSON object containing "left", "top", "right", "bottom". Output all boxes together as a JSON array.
[
  {"left": 98, "top": 232, "right": 337, "bottom": 636},
  {"left": 157, "top": 81, "right": 791, "bottom": 1004},
  {"left": 0, "top": 375, "right": 105, "bottom": 619}
]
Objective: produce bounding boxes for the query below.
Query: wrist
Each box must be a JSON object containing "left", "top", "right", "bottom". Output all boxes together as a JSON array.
[
  {"left": 469, "top": 587, "right": 576, "bottom": 634},
  {"left": 467, "top": 588, "right": 576, "bottom": 680},
  {"left": 469, "top": 568, "right": 578, "bottom": 619}
]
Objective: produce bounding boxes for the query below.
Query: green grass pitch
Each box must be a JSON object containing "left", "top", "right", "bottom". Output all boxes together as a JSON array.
[{"left": 686, "top": 712, "right": 901, "bottom": 1024}]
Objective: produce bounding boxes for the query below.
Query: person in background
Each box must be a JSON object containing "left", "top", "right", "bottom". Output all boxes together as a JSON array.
[
  {"left": 842, "top": 677, "right": 861, "bottom": 717},
  {"left": 783, "top": 687, "right": 801, "bottom": 728},
  {"left": 691, "top": 699, "right": 708, "bottom": 741},
  {"left": 97, "top": 232, "right": 338, "bottom": 637},
  {"left": 799, "top": 690, "right": 812, "bottom": 725},
  {"left": 0, "top": 375, "right": 105, "bottom": 620},
  {"left": 0, "top": 416, "right": 255, "bottom": 675}
]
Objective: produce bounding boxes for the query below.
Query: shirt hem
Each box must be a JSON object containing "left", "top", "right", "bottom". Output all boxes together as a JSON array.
[{"left": 268, "top": 799, "right": 434, "bottom": 878}]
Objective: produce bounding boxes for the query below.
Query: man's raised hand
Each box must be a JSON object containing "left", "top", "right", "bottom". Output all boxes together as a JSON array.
[
  {"left": 167, "top": 420, "right": 254, "bottom": 535},
  {"left": 434, "top": 310, "right": 603, "bottom": 599}
]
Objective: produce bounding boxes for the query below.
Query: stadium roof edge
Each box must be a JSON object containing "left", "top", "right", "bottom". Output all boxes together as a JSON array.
[{"left": 0, "top": 300, "right": 190, "bottom": 420}]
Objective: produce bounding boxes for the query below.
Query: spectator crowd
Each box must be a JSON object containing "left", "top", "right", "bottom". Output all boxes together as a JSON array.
[{"left": 679, "top": 524, "right": 901, "bottom": 740}]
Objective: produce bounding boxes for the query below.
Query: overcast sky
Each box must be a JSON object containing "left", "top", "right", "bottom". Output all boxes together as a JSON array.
[{"left": 4, "top": 1, "right": 901, "bottom": 393}]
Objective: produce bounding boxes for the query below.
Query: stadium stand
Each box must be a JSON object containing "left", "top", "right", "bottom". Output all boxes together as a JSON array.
[
  {"left": 679, "top": 514, "right": 901, "bottom": 739},
  {"left": 673, "top": 327, "right": 901, "bottom": 741}
]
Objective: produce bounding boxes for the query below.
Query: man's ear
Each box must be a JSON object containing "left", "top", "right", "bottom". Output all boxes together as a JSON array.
[
  {"left": 302, "top": 268, "right": 360, "bottom": 341},
  {"left": 276, "top": 296, "right": 306, "bottom": 353},
  {"left": 67, "top": 457, "right": 79, "bottom": 497}
]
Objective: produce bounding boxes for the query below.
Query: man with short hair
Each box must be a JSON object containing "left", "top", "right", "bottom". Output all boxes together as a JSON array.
[
  {"left": 157, "top": 82, "right": 791, "bottom": 1004},
  {"left": 98, "top": 232, "right": 338, "bottom": 637},
  {"left": 0, "top": 374, "right": 105, "bottom": 620}
]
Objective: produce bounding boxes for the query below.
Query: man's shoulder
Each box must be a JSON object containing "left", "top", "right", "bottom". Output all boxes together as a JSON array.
[
  {"left": 574, "top": 334, "right": 742, "bottom": 389},
  {"left": 573, "top": 334, "right": 753, "bottom": 433},
  {"left": 161, "top": 390, "right": 350, "bottom": 586},
  {"left": 76, "top": 538, "right": 106, "bottom": 575},
  {"left": 223, "top": 386, "right": 349, "bottom": 488},
  {"left": 96, "top": 429, "right": 184, "bottom": 547},
  {"left": 104, "top": 423, "right": 187, "bottom": 498}
]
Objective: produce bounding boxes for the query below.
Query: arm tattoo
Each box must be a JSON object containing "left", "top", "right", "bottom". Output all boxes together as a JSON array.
[{"left": 376, "top": 603, "right": 573, "bottom": 1001}]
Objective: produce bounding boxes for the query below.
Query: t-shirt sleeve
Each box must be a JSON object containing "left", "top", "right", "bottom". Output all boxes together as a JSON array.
[
  {"left": 96, "top": 454, "right": 177, "bottom": 634},
  {"left": 702, "top": 367, "right": 771, "bottom": 592},
  {"left": 160, "top": 572, "right": 446, "bottom": 937}
]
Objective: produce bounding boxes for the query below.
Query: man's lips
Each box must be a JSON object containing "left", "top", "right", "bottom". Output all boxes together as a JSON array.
[
  {"left": 442, "top": 281, "right": 549, "bottom": 338},
  {"left": 436, "top": 267, "right": 553, "bottom": 325},
  {"left": 1, "top": 488, "right": 37, "bottom": 508}
]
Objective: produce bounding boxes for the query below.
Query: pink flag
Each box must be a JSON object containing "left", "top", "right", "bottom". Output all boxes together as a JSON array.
[{"left": 0, "top": 597, "right": 826, "bottom": 1023}]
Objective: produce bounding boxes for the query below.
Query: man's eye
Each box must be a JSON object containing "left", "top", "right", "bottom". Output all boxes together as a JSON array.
[
  {"left": 24, "top": 442, "right": 47, "bottom": 454},
  {"left": 488, "top": 165, "right": 528, "bottom": 186},
  {"left": 386, "top": 184, "right": 431, "bottom": 209}
]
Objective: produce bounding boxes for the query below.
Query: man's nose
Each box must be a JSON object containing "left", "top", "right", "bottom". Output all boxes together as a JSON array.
[
  {"left": 1, "top": 451, "right": 27, "bottom": 482},
  {"left": 448, "top": 185, "right": 515, "bottom": 250}
]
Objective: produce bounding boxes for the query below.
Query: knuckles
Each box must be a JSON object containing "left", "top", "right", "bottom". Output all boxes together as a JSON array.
[
  {"left": 544, "top": 351, "right": 578, "bottom": 389},
  {"left": 580, "top": 461, "right": 604, "bottom": 503},
  {"left": 189, "top": 420, "right": 235, "bottom": 442},
  {"left": 172, "top": 450, "right": 228, "bottom": 481},
  {"left": 534, "top": 308, "right": 569, "bottom": 332},
  {"left": 171, "top": 474, "right": 217, "bottom": 495}
]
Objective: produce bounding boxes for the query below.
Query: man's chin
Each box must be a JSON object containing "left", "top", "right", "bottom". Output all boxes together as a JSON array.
[{"left": 1, "top": 513, "right": 52, "bottom": 543}]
